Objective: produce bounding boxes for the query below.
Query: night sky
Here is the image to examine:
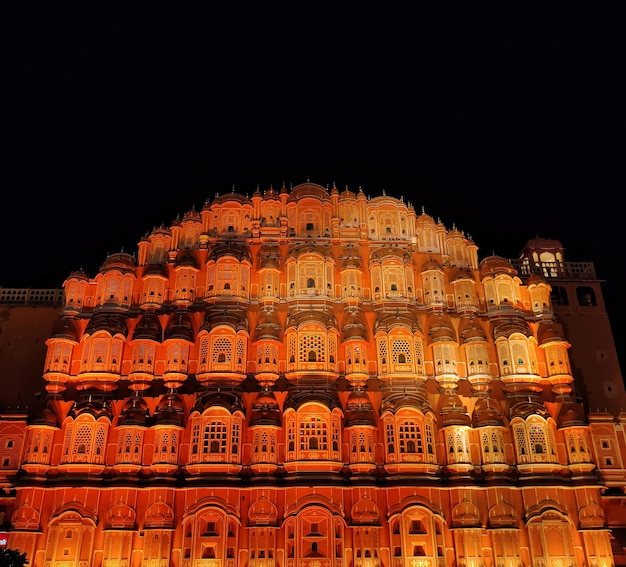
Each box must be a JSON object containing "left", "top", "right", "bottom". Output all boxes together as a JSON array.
[{"left": 6, "top": 5, "right": 625, "bottom": 366}]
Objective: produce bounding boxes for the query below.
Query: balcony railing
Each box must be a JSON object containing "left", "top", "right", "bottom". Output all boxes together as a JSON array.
[
  {"left": 509, "top": 260, "right": 596, "bottom": 280},
  {"left": 0, "top": 287, "right": 64, "bottom": 306}
]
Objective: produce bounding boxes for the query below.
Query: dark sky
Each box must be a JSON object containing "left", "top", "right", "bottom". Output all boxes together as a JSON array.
[{"left": 6, "top": 4, "right": 625, "bottom": 362}]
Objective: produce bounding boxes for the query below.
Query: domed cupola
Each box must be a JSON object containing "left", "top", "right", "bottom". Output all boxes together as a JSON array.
[
  {"left": 181, "top": 207, "right": 201, "bottom": 223},
  {"left": 259, "top": 254, "right": 280, "bottom": 270},
  {"left": 249, "top": 388, "right": 281, "bottom": 427},
  {"left": 492, "top": 313, "right": 532, "bottom": 340},
  {"left": 287, "top": 181, "right": 331, "bottom": 202},
  {"left": 344, "top": 389, "right": 376, "bottom": 427},
  {"left": 374, "top": 308, "right": 422, "bottom": 334},
  {"left": 556, "top": 397, "right": 586, "bottom": 428},
  {"left": 28, "top": 405, "right": 60, "bottom": 427},
  {"left": 342, "top": 310, "right": 368, "bottom": 341},
  {"left": 415, "top": 208, "right": 440, "bottom": 254},
  {"left": 428, "top": 311, "right": 457, "bottom": 343},
  {"left": 193, "top": 390, "right": 243, "bottom": 415},
  {"left": 285, "top": 307, "right": 338, "bottom": 330},
  {"left": 212, "top": 188, "right": 252, "bottom": 206},
  {"left": 66, "top": 267, "right": 90, "bottom": 282},
  {"left": 421, "top": 257, "right": 443, "bottom": 273},
  {"left": 68, "top": 397, "right": 112, "bottom": 420},
  {"left": 537, "top": 321, "right": 566, "bottom": 345},
  {"left": 132, "top": 313, "right": 163, "bottom": 342},
  {"left": 508, "top": 398, "right": 547, "bottom": 420},
  {"left": 339, "top": 184, "right": 356, "bottom": 199},
  {"left": 254, "top": 309, "right": 282, "bottom": 341},
  {"left": 472, "top": 396, "right": 505, "bottom": 427},
  {"left": 85, "top": 313, "right": 128, "bottom": 337},
  {"left": 450, "top": 267, "right": 474, "bottom": 283},
  {"left": 459, "top": 316, "right": 487, "bottom": 343},
  {"left": 207, "top": 306, "right": 249, "bottom": 333},
  {"left": 117, "top": 395, "right": 150, "bottom": 427},
  {"left": 143, "top": 262, "right": 169, "bottom": 278},
  {"left": 479, "top": 255, "right": 517, "bottom": 278},
  {"left": 284, "top": 389, "right": 341, "bottom": 412},
  {"left": 439, "top": 392, "right": 471, "bottom": 427},
  {"left": 50, "top": 317, "right": 80, "bottom": 342},
  {"left": 139, "top": 262, "right": 169, "bottom": 309},
  {"left": 99, "top": 252, "right": 137, "bottom": 275},
  {"left": 153, "top": 393, "right": 185, "bottom": 427},
  {"left": 164, "top": 311, "right": 195, "bottom": 341},
  {"left": 175, "top": 249, "right": 200, "bottom": 269},
  {"left": 420, "top": 257, "right": 445, "bottom": 307}
]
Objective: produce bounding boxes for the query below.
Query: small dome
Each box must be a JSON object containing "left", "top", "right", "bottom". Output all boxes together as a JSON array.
[
  {"left": 255, "top": 310, "right": 282, "bottom": 340},
  {"left": 447, "top": 227, "right": 465, "bottom": 240},
  {"left": 479, "top": 255, "right": 517, "bottom": 278},
  {"left": 345, "top": 390, "right": 376, "bottom": 427},
  {"left": 212, "top": 190, "right": 252, "bottom": 206},
  {"left": 150, "top": 224, "right": 171, "bottom": 238},
  {"left": 65, "top": 268, "right": 89, "bottom": 282},
  {"left": 375, "top": 309, "right": 422, "bottom": 334},
  {"left": 287, "top": 181, "right": 330, "bottom": 202},
  {"left": 526, "top": 272, "right": 547, "bottom": 286},
  {"left": 181, "top": 207, "right": 201, "bottom": 223},
  {"left": 286, "top": 308, "right": 337, "bottom": 330},
  {"left": 341, "top": 256, "right": 362, "bottom": 270},
  {"left": 428, "top": 312, "right": 457, "bottom": 343},
  {"left": 450, "top": 268, "right": 474, "bottom": 283},
  {"left": 85, "top": 313, "right": 128, "bottom": 337},
  {"left": 508, "top": 398, "right": 547, "bottom": 420},
  {"left": 493, "top": 315, "right": 531, "bottom": 339},
  {"left": 537, "top": 322, "right": 568, "bottom": 345},
  {"left": 439, "top": 393, "right": 471, "bottom": 427},
  {"left": 556, "top": 398, "right": 586, "bottom": 428},
  {"left": 342, "top": 311, "right": 368, "bottom": 341},
  {"left": 118, "top": 396, "right": 149, "bottom": 426},
  {"left": 250, "top": 389, "right": 281, "bottom": 427},
  {"left": 153, "top": 393, "right": 185, "bottom": 426},
  {"left": 164, "top": 311, "right": 195, "bottom": 341},
  {"left": 28, "top": 406, "right": 59, "bottom": 427},
  {"left": 459, "top": 316, "right": 487, "bottom": 343},
  {"left": 132, "top": 313, "right": 163, "bottom": 341},
  {"left": 175, "top": 250, "right": 200, "bottom": 270},
  {"left": 193, "top": 391, "right": 243, "bottom": 414},
  {"left": 200, "top": 307, "right": 249, "bottom": 333},
  {"left": 339, "top": 184, "right": 356, "bottom": 199},
  {"left": 143, "top": 263, "right": 169, "bottom": 278},
  {"left": 99, "top": 252, "right": 136, "bottom": 274},
  {"left": 69, "top": 398, "right": 112, "bottom": 420},
  {"left": 472, "top": 396, "right": 505, "bottom": 427},
  {"left": 421, "top": 258, "right": 443, "bottom": 272},
  {"left": 50, "top": 318, "right": 80, "bottom": 342},
  {"left": 208, "top": 241, "right": 252, "bottom": 262}
]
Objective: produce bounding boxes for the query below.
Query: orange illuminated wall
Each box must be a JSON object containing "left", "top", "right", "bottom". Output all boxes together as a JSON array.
[{"left": 0, "top": 181, "right": 625, "bottom": 567}]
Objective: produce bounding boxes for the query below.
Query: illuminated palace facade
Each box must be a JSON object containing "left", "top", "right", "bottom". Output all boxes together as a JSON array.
[{"left": 1, "top": 181, "right": 626, "bottom": 567}]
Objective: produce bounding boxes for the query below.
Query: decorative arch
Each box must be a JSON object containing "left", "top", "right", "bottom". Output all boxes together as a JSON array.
[
  {"left": 181, "top": 503, "right": 241, "bottom": 562},
  {"left": 44, "top": 506, "right": 97, "bottom": 567}
]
